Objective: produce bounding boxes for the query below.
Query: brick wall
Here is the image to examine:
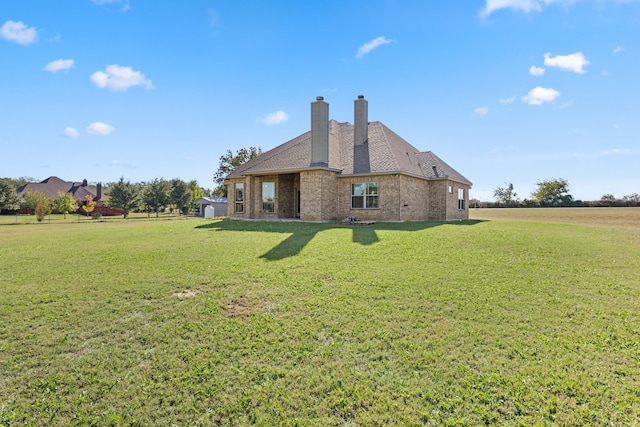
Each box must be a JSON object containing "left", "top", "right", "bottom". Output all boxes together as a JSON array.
[
  {"left": 228, "top": 172, "right": 470, "bottom": 221},
  {"left": 300, "top": 170, "right": 338, "bottom": 221},
  {"left": 446, "top": 182, "right": 470, "bottom": 220}
]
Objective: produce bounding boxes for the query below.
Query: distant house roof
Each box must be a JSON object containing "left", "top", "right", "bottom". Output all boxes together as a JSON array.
[
  {"left": 226, "top": 120, "right": 472, "bottom": 185},
  {"left": 16, "top": 176, "right": 105, "bottom": 203},
  {"left": 194, "top": 197, "right": 227, "bottom": 205}
]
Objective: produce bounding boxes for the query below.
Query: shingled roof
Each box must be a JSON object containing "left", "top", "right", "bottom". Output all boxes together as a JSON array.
[
  {"left": 226, "top": 120, "right": 472, "bottom": 186},
  {"left": 16, "top": 176, "right": 104, "bottom": 202}
]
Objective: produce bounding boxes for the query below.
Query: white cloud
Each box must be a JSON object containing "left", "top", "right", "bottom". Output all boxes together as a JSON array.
[
  {"left": 482, "top": 0, "right": 542, "bottom": 16},
  {"left": 499, "top": 96, "right": 516, "bottom": 104},
  {"left": 603, "top": 148, "right": 628, "bottom": 155},
  {"left": 529, "top": 65, "right": 546, "bottom": 76},
  {"left": 613, "top": 45, "right": 625, "bottom": 54},
  {"left": 475, "top": 106, "right": 489, "bottom": 116},
  {"left": 0, "top": 20, "right": 38, "bottom": 45},
  {"left": 483, "top": 0, "right": 640, "bottom": 16},
  {"left": 558, "top": 99, "right": 574, "bottom": 109},
  {"left": 90, "top": 65, "right": 154, "bottom": 91},
  {"left": 92, "top": 0, "right": 130, "bottom": 11},
  {"left": 522, "top": 86, "right": 560, "bottom": 105},
  {"left": 86, "top": 122, "right": 115, "bottom": 135},
  {"left": 63, "top": 127, "right": 79, "bottom": 137},
  {"left": 356, "top": 36, "right": 393, "bottom": 59},
  {"left": 44, "top": 59, "right": 74, "bottom": 73},
  {"left": 544, "top": 52, "right": 590, "bottom": 74},
  {"left": 258, "top": 110, "right": 289, "bottom": 125}
]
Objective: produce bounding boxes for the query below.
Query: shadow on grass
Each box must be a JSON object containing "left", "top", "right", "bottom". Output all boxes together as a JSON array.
[{"left": 195, "top": 219, "right": 484, "bottom": 261}]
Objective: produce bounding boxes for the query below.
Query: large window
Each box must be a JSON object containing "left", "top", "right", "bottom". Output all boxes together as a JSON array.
[
  {"left": 351, "top": 182, "right": 379, "bottom": 209},
  {"left": 234, "top": 183, "right": 244, "bottom": 213},
  {"left": 458, "top": 188, "right": 465, "bottom": 210},
  {"left": 262, "top": 182, "right": 275, "bottom": 213}
]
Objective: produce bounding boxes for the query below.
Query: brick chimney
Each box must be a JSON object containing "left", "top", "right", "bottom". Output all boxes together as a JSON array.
[
  {"left": 96, "top": 183, "right": 102, "bottom": 201},
  {"left": 354, "top": 95, "right": 368, "bottom": 146},
  {"left": 310, "top": 96, "right": 329, "bottom": 167}
]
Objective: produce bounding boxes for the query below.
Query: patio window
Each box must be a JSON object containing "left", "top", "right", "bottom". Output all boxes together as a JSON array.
[
  {"left": 262, "top": 182, "right": 275, "bottom": 213},
  {"left": 234, "top": 183, "right": 244, "bottom": 213},
  {"left": 351, "top": 182, "right": 379, "bottom": 209}
]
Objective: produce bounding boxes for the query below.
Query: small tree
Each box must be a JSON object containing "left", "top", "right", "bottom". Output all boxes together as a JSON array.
[
  {"left": 53, "top": 190, "right": 79, "bottom": 219},
  {"left": 532, "top": 178, "right": 573, "bottom": 207},
  {"left": 493, "top": 182, "right": 519, "bottom": 207},
  {"left": 108, "top": 177, "right": 140, "bottom": 218},
  {"left": 24, "top": 191, "right": 52, "bottom": 222},
  {"left": 82, "top": 195, "right": 96, "bottom": 217}
]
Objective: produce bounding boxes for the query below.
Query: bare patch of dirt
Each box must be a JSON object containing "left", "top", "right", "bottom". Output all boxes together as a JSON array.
[
  {"left": 221, "top": 297, "right": 255, "bottom": 318},
  {"left": 172, "top": 290, "right": 199, "bottom": 298}
]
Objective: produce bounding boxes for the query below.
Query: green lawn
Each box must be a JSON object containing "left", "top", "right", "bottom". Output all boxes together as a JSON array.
[{"left": 1, "top": 215, "right": 639, "bottom": 425}]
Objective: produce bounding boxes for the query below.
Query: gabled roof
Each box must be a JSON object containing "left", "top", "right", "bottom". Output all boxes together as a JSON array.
[
  {"left": 226, "top": 120, "right": 472, "bottom": 186},
  {"left": 16, "top": 176, "right": 103, "bottom": 202}
]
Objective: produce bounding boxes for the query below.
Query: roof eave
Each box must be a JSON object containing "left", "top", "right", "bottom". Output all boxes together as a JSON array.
[
  {"left": 224, "top": 165, "right": 342, "bottom": 181},
  {"left": 339, "top": 170, "right": 472, "bottom": 186}
]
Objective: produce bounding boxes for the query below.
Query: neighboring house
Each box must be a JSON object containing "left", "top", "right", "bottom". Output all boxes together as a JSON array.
[
  {"left": 193, "top": 197, "right": 228, "bottom": 217},
  {"left": 16, "top": 176, "right": 120, "bottom": 215},
  {"left": 224, "top": 96, "right": 472, "bottom": 222}
]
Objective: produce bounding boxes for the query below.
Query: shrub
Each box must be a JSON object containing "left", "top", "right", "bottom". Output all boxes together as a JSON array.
[{"left": 34, "top": 204, "right": 47, "bottom": 222}]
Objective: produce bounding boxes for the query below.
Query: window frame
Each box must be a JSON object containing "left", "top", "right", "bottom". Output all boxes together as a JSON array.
[
  {"left": 262, "top": 182, "right": 275, "bottom": 213},
  {"left": 351, "top": 182, "right": 379, "bottom": 209},
  {"left": 234, "top": 183, "right": 244, "bottom": 213},
  {"left": 458, "top": 188, "right": 465, "bottom": 210}
]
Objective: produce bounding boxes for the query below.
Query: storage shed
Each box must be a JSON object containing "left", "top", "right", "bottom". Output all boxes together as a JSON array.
[{"left": 194, "top": 197, "right": 227, "bottom": 217}]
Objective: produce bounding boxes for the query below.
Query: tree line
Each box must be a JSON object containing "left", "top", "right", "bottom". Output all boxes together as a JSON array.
[
  {"left": 480, "top": 178, "right": 640, "bottom": 208},
  {"left": 0, "top": 177, "right": 214, "bottom": 220}
]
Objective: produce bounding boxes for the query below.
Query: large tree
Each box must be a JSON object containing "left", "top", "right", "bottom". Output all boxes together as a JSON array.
[
  {"left": 532, "top": 178, "right": 573, "bottom": 206},
  {"left": 213, "top": 146, "right": 262, "bottom": 196},
  {"left": 53, "top": 190, "right": 79, "bottom": 219},
  {"left": 0, "top": 179, "right": 22, "bottom": 212},
  {"left": 187, "top": 180, "right": 205, "bottom": 204},
  {"left": 142, "top": 178, "right": 171, "bottom": 217},
  {"left": 493, "top": 182, "right": 519, "bottom": 207},
  {"left": 108, "top": 177, "right": 140, "bottom": 218},
  {"left": 169, "top": 178, "right": 192, "bottom": 214}
]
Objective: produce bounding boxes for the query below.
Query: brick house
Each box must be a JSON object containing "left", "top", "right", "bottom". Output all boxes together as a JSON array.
[
  {"left": 16, "top": 176, "right": 121, "bottom": 216},
  {"left": 224, "top": 96, "right": 472, "bottom": 222}
]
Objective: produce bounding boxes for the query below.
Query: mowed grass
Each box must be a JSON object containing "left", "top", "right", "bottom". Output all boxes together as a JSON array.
[
  {"left": 470, "top": 206, "right": 640, "bottom": 230},
  {"left": 1, "top": 213, "right": 639, "bottom": 425}
]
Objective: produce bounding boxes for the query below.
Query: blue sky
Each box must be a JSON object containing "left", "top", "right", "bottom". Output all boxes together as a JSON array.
[{"left": 2, "top": 0, "right": 639, "bottom": 201}]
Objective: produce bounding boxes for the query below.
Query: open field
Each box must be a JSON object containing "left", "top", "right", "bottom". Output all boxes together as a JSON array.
[
  {"left": 0, "top": 212, "right": 194, "bottom": 226},
  {"left": 470, "top": 207, "right": 640, "bottom": 230},
  {"left": 1, "top": 214, "right": 639, "bottom": 425}
]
